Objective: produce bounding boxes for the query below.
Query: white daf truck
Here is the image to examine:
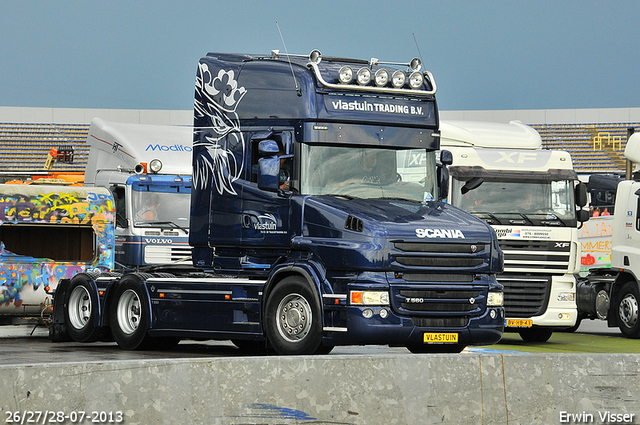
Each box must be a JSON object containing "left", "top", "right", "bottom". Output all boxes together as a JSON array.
[
  {"left": 436, "top": 120, "right": 589, "bottom": 341},
  {"left": 84, "top": 118, "right": 193, "bottom": 270}
]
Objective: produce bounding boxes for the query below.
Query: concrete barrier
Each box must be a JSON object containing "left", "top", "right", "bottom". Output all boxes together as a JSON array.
[{"left": 1, "top": 353, "right": 639, "bottom": 425}]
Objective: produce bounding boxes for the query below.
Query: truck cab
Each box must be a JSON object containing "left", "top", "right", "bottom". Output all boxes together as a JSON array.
[
  {"left": 84, "top": 118, "right": 192, "bottom": 269},
  {"left": 189, "top": 50, "right": 504, "bottom": 352},
  {"left": 437, "top": 120, "right": 588, "bottom": 341}
]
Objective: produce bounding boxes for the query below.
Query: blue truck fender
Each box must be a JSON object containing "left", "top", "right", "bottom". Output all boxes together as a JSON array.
[
  {"left": 102, "top": 273, "right": 154, "bottom": 329},
  {"left": 264, "top": 261, "right": 330, "bottom": 324}
]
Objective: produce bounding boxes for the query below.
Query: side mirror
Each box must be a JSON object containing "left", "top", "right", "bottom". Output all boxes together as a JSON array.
[
  {"left": 258, "top": 156, "right": 280, "bottom": 192},
  {"left": 461, "top": 177, "right": 484, "bottom": 195},
  {"left": 438, "top": 166, "right": 450, "bottom": 200},
  {"left": 258, "top": 139, "right": 280, "bottom": 157},
  {"left": 575, "top": 182, "right": 588, "bottom": 207},
  {"left": 577, "top": 209, "right": 590, "bottom": 223},
  {"left": 440, "top": 150, "right": 453, "bottom": 166}
]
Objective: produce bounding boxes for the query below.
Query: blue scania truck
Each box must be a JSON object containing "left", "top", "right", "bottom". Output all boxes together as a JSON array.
[{"left": 50, "top": 50, "right": 504, "bottom": 354}]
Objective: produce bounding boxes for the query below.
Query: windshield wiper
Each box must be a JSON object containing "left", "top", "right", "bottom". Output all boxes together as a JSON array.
[{"left": 135, "top": 221, "right": 189, "bottom": 233}]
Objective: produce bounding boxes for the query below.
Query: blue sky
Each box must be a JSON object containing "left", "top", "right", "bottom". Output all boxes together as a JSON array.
[{"left": 2, "top": 0, "right": 639, "bottom": 112}]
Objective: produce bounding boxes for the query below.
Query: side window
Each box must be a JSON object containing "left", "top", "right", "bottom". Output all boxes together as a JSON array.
[
  {"left": 110, "top": 186, "right": 127, "bottom": 228},
  {"left": 250, "top": 131, "right": 294, "bottom": 190}
]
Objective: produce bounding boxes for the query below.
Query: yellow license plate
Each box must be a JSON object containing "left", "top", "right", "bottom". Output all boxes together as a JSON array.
[
  {"left": 505, "top": 319, "right": 533, "bottom": 328},
  {"left": 423, "top": 333, "right": 459, "bottom": 344}
]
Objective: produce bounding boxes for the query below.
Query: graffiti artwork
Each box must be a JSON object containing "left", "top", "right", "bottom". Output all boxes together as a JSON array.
[
  {"left": 193, "top": 64, "right": 247, "bottom": 195},
  {"left": 0, "top": 185, "right": 115, "bottom": 315},
  {"left": 578, "top": 215, "right": 614, "bottom": 275}
]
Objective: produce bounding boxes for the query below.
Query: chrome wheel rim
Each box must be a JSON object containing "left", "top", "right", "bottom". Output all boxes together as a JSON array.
[
  {"left": 68, "top": 286, "right": 92, "bottom": 330},
  {"left": 276, "top": 293, "right": 312, "bottom": 343},
  {"left": 117, "top": 289, "right": 141, "bottom": 335},
  {"left": 619, "top": 293, "right": 639, "bottom": 328}
]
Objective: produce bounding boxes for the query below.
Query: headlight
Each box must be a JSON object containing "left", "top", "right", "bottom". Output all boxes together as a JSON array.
[
  {"left": 339, "top": 66, "right": 353, "bottom": 84},
  {"left": 357, "top": 68, "right": 371, "bottom": 85},
  {"left": 557, "top": 292, "right": 575, "bottom": 302},
  {"left": 391, "top": 70, "right": 406, "bottom": 88},
  {"left": 487, "top": 292, "right": 504, "bottom": 307},
  {"left": 149, "top": 159, "right": 163, "bottom": 173},
  {"left": 374, "top": 69, "right": 389, "bottom": 86},
  {"left": 408, "top": 72, "right": 424, "bottom": 89},
  {"left": 350, "top": 291, "right": 390, "bottom": 306}
]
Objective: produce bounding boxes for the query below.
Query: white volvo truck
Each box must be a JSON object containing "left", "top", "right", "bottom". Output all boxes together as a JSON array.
[
  {"left": 84, "top": 118, "right": 193, "bottom": 270},
  {"left": 437, "top": 120, "right": 589, "bottom": 341}
]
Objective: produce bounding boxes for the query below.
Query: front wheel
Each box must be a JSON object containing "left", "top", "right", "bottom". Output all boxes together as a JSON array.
[
  {"left": 518, "top": 328, "right": 553, "bottom": 342},
  {"left": 265, "top": 276, "right": 323, "bottom": 355},
  {"left": 617, "top": 282, "right": 640, "bottom": 338},
  {"left": 109, "top": 276, "right": 154, "bottom": 350}
]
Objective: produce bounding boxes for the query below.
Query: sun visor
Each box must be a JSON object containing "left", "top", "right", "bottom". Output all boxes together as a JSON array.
[{"left": 450, "top": 166, "right": 578, "bottom": 181}]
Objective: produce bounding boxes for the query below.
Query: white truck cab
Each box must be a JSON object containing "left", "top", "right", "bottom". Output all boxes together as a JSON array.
[{"left": 440, "top": 120, "right": 588, "bottom": 341}]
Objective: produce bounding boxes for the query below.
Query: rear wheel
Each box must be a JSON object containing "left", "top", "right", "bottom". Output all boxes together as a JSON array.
[
  {"left": 109, "top": 276, "right": 155, "bottom": 350},
  {"left": 518, "top": 328, "right": 553, "bottom": 342},
  {"left": 265, "top": 276, "right": 323, "bottom": 355},
  {"left": 64, "top": 275, "right": 105, "bottom": 342},
  {"left": 617, "top": 282, "right": 640, "bottom": 338}
]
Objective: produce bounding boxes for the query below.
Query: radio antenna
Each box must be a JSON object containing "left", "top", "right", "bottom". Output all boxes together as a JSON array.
[
  {"left": 276, "top": 22, "right": 302, "bottom": 96},
  {"left": 412, "top": 33, "right": 425, "bottom": 68}
]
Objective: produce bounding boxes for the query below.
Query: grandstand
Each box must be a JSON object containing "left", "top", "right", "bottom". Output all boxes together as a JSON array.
[{"left": 0, "top": 107, "right": 638, "bottom": 176}]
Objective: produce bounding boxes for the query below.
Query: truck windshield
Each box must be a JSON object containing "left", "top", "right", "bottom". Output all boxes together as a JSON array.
[
  {"left": 300, "top": 145, "right": 437, "bottom": 202},
  {"left": 451, "top": 179, "right": 576, "bottom": 222},
  {"left": 132, "top": 191, "right": 191, "bottom": 230}
]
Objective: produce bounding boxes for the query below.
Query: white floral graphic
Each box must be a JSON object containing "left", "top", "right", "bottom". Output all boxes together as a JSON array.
[{"left": 194, "top": 63, "right": 247, "bottom": 195}]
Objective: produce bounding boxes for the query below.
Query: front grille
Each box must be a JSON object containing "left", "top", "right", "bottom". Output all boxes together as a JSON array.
[
  {"left": 396, "top": 257, "right": 484, "bottom": 267},
  {"left": 395, "top": 242, "right": 486, "bottom": 254},
  {"left": 395, "top": 288, "right": 484, "bottom": 314},
  {"left": 412, "top": 317, "right": 469, "bottom": 327},
  {"left": 499, "top": 240, "right": 571, "bottom": 273},
  {"left": 393, "top": 241, "right": 488, "bottom": 270},
  {"left": 144, "top": 246, "right": 192, "bottom": 264},
  {"left": 498, "top": 273, "right": 551, "bottom": 317}
]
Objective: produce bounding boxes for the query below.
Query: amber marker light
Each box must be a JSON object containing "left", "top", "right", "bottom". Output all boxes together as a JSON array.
[{"left": 159, "top": 293, "right": 165, "bottom": 298}]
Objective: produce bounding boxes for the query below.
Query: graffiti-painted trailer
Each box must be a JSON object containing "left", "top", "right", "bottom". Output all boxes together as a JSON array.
[
  {"left": 51, "top": 50, "right": 504, "bottom": 354},
  {"left": 0, "top": 184, "right": 114, "bottom": 323}
]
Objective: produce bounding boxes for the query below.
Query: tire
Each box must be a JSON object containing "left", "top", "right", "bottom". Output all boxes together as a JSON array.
[
  {"left": 109, "top": 276, "right": 155, "bottom": 350},
  {"left": 264, "top": 276, "right": 323, "bottom": 355},
  {"left": 64, "top": 275, "right": 105, "bottom": 342},
  {"left": 616, "top": 282, "right": 640, "bottom": 338},
  {"left": 407, "top": 344, "right": 466, "bottom": 354},
  {"left": 518, "top": 328, "right": 553, "bottom": 343}
]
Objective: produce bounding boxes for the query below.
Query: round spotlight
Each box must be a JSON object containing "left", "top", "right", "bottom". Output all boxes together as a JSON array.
[
  {"left": 309, "top": 49, "right": 322, "bottom": 64},
  {"left": 409, "top": 57, "right": 422, "bottom": 72},
  {"left": 339, "top": 66, "right": 353, "bottom": 84},
  {"left": 362, "top": 308, "right": 373, "bottom": 319},
  {"left": 408, "top": 71, "right": 424, "bottom": 89},
  {"left": 357, "top": 67, "right": 372, "bottom": 85},
  {"left": 379, "top": 308, "right": 389, "bottom": 319},
  {"left": 374, "top": 69, "right": 389, "bottom": 87},
  {"left": 149, "top": 159, "right": 163, "bottom": 173},
  {"left": 391, "top": 70, "right": 406, "bottom": 88}
]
